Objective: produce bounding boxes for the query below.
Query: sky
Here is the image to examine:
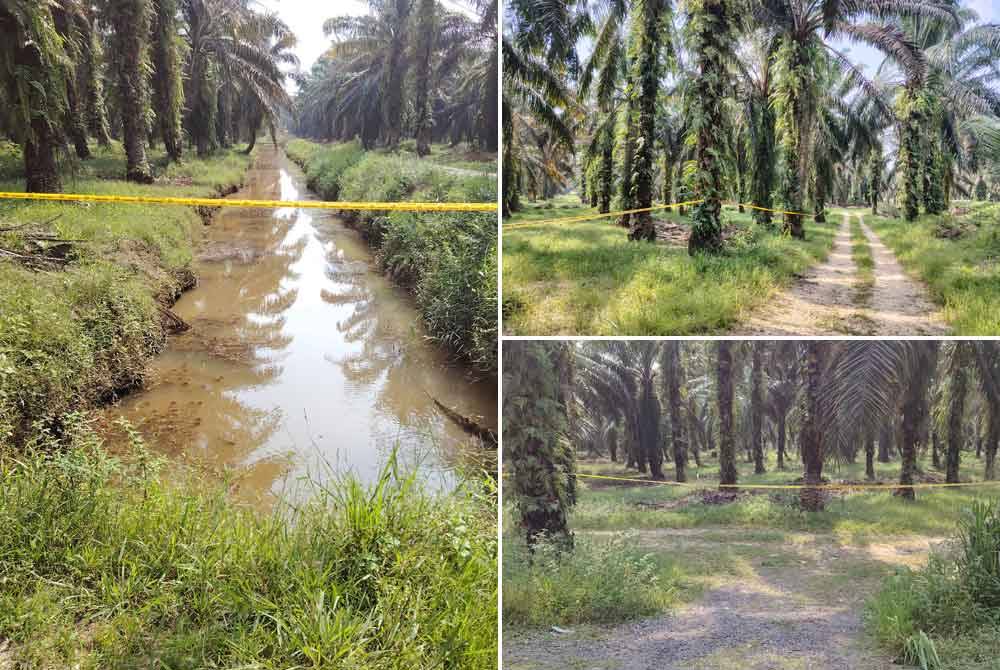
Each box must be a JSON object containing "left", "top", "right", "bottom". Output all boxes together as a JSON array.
[{"left": 256, "top": 0, "right": 479, "bottom": 82}]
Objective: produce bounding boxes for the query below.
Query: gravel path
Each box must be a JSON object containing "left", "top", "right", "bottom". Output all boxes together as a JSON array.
[
  {"left": 504, "top": 531, "right": 938, "bottom": 670},
  {"left": 857, "top": 216, "right": 949, "bottom": 335},
  {"left": 735, "top": 212, "right": 948, "bottom": 335},
  {"left": 736, "top": 214, "right": 866, "bottom": 335}
]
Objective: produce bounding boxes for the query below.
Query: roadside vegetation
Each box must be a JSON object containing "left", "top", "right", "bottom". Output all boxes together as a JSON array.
[
  {"left": 286, "top": 138, "right": 497, "bottom": 374},
  {"left": 503, "top": 0, "right": 1000, "bottom": 335},
  {"left": 503, "top": 340, "right": 1000, "bottom": 668},
  {"left": 865, "top": 202, "right": 1000, "bottom": 334},
  {"left": 0, "top": 417, "right": 497, "bottom": 669},
  {"left": 503, "top": 197, "right": 835, "bottom": 334}
]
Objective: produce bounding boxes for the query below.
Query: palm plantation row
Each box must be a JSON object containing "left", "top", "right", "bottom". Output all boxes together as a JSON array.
[
  {"left": 294, "top": 0, "right": 498, "bottom": 154},
  {"left": 1, "top": 0, "right": 298, "bottom": 191},
  {"left": 503, "top": 340, "right": 1000, "bottom": 544},
  {"left": 503, "top": 0, "right": 1000, "bottom": 252}
]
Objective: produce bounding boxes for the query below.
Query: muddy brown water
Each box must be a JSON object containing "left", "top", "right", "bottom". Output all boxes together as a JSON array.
[{"left": 102, "top": 147, "right": 496, "bottom": 501}]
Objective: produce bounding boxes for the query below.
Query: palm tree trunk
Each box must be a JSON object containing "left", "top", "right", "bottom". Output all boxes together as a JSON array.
[
  {"left": 413, "top": 0, "right": 434, "bottom": 157},
  {"left": 869, "top": 146, "right": 882, "bottom": 215},
  {"left": 946, "top": 343, "right": 969, "bottom": 483},
  {"left": 778, "top": 37, "right": 806, "bottom": 239},
  {"left": 800, "top": 342, "right": 826, "bottom": 511},
  {"left": 865, "top": 436, "right": 875, "bottom": 480},
  {"left": 878, "top": 423, "right": 892, "bottom": 462},
  {"left": 777, "top": 413, "right": 786, "bottom": 470},
  {"left": 11, "top": 17, "right": 62, "bottom": 193},
  {"left": 898, "top": 382, "right": 923, "bottom": 500},
  {"left": 109, "top": 0, "right": 154, "bottom": 183},
  {"left": 897, "top": 85, "right": 922, "bottom": 221},
  {"left": 152, "top": 0, "right": 183, "bottom": 162},
  {"left": 382, "top": 0, "right": 411, "bottom": 149},
  {"left": 640, "top": 377, "right": 664, "bottom": 480},
  {"left": 686, "top": 0, "right": 733, "bottom": 254},
  {"left": 751, "top": 99, "right": 775, "bottom": 226},
  {"left": 598, "top": 122, "right": 615, "bottom": 213},
  {"left": 717, "top": 341, "right": 737, "bottom": 489},
  {"left": 664, "top": 342, "right": 688, "bottom": 482},
  {"left": 627, "top": 0, "right": 667, "bottom": 243},
  {"left": 751, "top": 342, "right": 765, "bottom": 474}
]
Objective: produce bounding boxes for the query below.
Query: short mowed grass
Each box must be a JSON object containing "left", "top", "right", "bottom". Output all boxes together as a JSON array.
[
  {"left": 0, "top": 422, "right": 497, "bottom": 669},
  {"left": 285, "top": 138, "right": 498, "bottom": 373},
  {"left": 863, "top": 202, "right": 1000, "bottom": 334},
  {"left": 0, "top": 141, "right": 253, "bottom": 445},
  {"left": 502, "top": 196, "right": 836, "bottom": 335}
]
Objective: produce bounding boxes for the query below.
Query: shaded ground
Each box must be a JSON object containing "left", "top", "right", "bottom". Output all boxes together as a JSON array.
[
  {"left": 504, "top": 528, "right": 939, "bottom": 670},
  {"left": 736, "top": 213, "right": 948, "bottom": 335}
]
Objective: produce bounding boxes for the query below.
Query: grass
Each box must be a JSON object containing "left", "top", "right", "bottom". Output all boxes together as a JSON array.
[
  {"left": 502, "top": 532, "right": 682, "bottom": 627},
  {"left": 502, "top": 195, "right": 837, "bottom": 335},
  {"left": 285, "top": 138, "right": 498, "bottom": 373},
  {"left": 850, "top": 213, "right": 875, "bottom": 304},
  {"left": 0, "top": 419, "right": 497, "bottom": 669},
  {"left": 862, "top": 201, "right": 1000, "bottom": 334},
  {"left": 0, "top": 141, "right": 253, "bottom": 445},
  {"left": 564, "top": 453, "right": 997, "bottom": 540},
  {"left": 865, "top": 500, "right": 1000, "bottom": 670}
]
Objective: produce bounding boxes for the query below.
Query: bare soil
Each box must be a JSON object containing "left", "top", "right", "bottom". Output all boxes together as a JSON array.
[
  {"left": 504, "top": 529, "right": 939, "bottom": 670},
  {"left": 735, "top": 213, "right": 948, "bottom": 335}
]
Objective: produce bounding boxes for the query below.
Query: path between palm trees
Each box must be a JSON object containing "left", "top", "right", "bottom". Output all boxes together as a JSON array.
[
  {"left": 504, "top": 528, "right": 941, "bottom": 670},
  {"left": 735, "top": 213, "right": 949, "bottom": 335}
]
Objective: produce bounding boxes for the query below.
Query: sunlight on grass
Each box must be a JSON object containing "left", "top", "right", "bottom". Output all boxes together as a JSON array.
[
  {"left": 502, "top": 198, "right": 836, "bottom": 334},
  {"left": 863, "top": 203, "right": 1000, "bottom": 334}
]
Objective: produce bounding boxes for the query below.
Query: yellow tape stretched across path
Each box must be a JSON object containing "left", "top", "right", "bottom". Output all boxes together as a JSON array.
[
  {"left": 503, "top": 199, "right": 815, "bottom": 230},
  {"left": 504, "top": 470, "right": 1000, "bottom": 491},
  {"left": 0, "top": 191, "right": 496, "bottom": 213}
]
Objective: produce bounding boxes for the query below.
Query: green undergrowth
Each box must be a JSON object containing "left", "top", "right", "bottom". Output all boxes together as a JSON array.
[
  {"left": 502, "top": 195, "right": 836, "bottom": 335},
  {"left": 0, "top": 419, "right": 497, "bottom": 669},
  {"left": 567, "top": 455, "right": 995, "bottom": 541},
  {"left": 862, "top": 202, "right": 1000, "bottom": 334},
  {"left": 0, "top": 142, "right": 253, "bottom": 445},
  {"left": 850, "top": 214, "right": 875, "bottom": 303},
  {"left": 286, "top": 138, "right": 497, "bottom": 374},
  {"left": 866, "top": 500, "right": 1000, "bottom": 670},
  {"left": 502, "top": 531, "right": 683, "bottom": 628}
]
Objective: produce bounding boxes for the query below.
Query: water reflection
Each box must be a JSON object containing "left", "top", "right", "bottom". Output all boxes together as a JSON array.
[{"left": 103, "top": 147, "right": 495, "bottom": 503}]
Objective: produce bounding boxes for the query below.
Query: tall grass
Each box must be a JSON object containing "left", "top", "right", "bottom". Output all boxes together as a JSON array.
[
  {"left": 866, "top": 499, "right": 1000, "bottom": 670},
  {"left": 502, "top": 532, "right": 678, "bottom": 627},
  {"left": 285, "top": 139, "right": 497, "bottom": 374},
  {"left": 0, "top": 420, "right": 497, "bottom": 669}
]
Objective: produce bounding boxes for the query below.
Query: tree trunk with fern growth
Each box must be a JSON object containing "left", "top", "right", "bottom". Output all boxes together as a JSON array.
[
  {"left": 627, "top": 0, "right": 668, "bottom": 243},
  {"left": 686, "top": 0, "right": 734, "bottom": 255}
]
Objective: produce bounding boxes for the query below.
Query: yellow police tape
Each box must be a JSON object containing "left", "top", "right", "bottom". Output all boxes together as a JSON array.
[
  {"left": 502, "top": 199, "right": 816, "bottom": 230},
  {"left": 0, "top": 191, "right": 497, "bottom": 213},
  {"left": 504, "top": 470, "right": 1000, "bottom": 491}
]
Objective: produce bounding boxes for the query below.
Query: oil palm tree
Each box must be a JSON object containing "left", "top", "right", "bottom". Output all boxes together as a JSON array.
[
  {"left": 661, "top": 341, "right": 689, "bottom": 482},
  {"left": 686, "top": 0, "right": 737, "bottom": 255},
  {"left": 716, "top": 340, "right": 737, "bottom": 488},
  {"left": 503, "top": 340, "right": 576, "bottom": 548},
  {"left": 0, "top": 1, "right": 70, "bottom": 192},
  {"left": 152, "top": 0, "right": 184, "bottom": 162},
  {"left": 181, "top": 0, "right": 291, "bottom": 156},
  {"left": 104, "top": 0, "right": 155, "bottom": 182},
  {"left": 756, "top": 0, "right": 947, "bottom": 235}
]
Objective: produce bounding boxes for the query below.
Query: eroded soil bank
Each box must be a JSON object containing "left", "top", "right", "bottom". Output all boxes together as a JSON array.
[{"left": 101, "top": 146, "right": 496, "bottom": 500}]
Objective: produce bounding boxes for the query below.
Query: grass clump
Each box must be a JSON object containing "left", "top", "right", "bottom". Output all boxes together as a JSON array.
[
  {"left": 0, "top": 142, "right": 253, "bottom": 446},
  {"left": 502, "top": 196, "right": 836, "bottom": 335},
  {"left": 286, "top": 139, "right": 497, "bottom": 373},
  {"left": 0, "top": 420, "right": 497, "bottom": 669},
  {"left": 866, "top": 499, "right": 1000, "bottom": 669},
  {"left": 865, "top": 203, "right": 1000, "bottom": 334},
  {"left": 502, "top": 532, "right": 678, "bottom": 627},
  {"left": 850, "top": 214, "right": 874, "bottom": 304}
]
